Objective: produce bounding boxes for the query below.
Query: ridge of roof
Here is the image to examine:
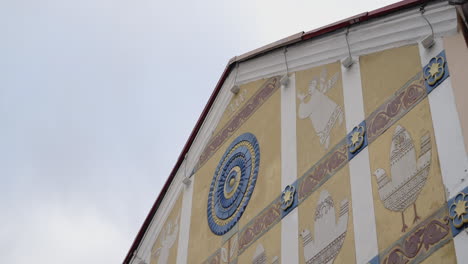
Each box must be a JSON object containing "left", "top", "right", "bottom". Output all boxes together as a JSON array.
[{"left": 123, "top": 0, "right": 433, "bottom": 263}]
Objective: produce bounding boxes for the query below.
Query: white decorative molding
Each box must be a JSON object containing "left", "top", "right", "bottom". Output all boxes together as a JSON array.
[
  {"left": 176, "top": 172, "right": 195, "bottom": 264},
  {"left": 342, "top": 57, "right": 379, "bottom": 263},
  {"left": 237, "top": 2, "right": 456, "bottom": 85},
  {"left": 135, "top": 182, "right": 184, "bottom": 263},
  {"left": 280, "top": 73, "right": 299, "bottom": 264}
]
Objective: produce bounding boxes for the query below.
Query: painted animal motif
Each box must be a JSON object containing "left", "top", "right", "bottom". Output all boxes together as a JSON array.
[
  {"left": 373, "top": 125, "right": 431, "bottom": 232},
  {"left": 151, "top": 214, "right": 180, "bottom": 264},
  {"left": 252, "top": 244, "right": 279, "bottom": 264},
  {"left": 297, "top": 68, "right": 343, "bottom": 149},
  {"left": 301, "top": 190, "right": 349, "bottom": 264}
]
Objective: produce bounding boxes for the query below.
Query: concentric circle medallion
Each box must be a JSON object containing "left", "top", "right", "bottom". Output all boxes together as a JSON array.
[{"left": 207, "top": 132, "right": 260, "bottom": 235}]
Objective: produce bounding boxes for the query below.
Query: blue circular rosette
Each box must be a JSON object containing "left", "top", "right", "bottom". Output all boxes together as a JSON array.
[{"left": 207, "top": 132, "right": 260, "bottom": 235}]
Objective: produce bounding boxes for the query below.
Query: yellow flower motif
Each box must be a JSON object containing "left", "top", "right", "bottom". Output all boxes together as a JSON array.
[
  {"left": 454, "top": 200, "right": 467, "bottom": 218},
  {"left": 449, "top": 191, "right": 468, "bottom": 229},
  {"left": 424, "top": 56, "right": 445, "bottom": 86},
  {"left": 348, "top": 125, "right": 365, "bottom": 154},
  {"left": 351, "top": 131, "right": 361, "bottom": 145},
  {"left": 428, "top": 62, "right": 441, "bottom": 78},
  {"left": 281, "top": 185, "right": 296, "bottom": 211}
]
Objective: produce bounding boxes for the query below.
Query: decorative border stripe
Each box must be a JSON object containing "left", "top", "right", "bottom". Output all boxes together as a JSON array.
[
  {"left": 198, "top": 76, "right": 280, "bottom": 169},
  {"left": 202, "top": 51, "right": 452, "bottom": 263},
  {"left": 370, "top": 206, "right": 451, "bottom": 264},
  {"left": 366, "top": 73, "right": 426, "bottom": 143},
  {"left": 238, "top": 198, "right": 282, "bottom": 254},
  {"left": 298, "top": 139, "right": 349, "bottom": 202},
  {"left": 202, "top": 248, "right": 222, "bottom": 264}
]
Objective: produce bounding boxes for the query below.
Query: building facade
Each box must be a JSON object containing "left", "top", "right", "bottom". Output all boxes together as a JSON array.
[{"left": 125, "top": 1, "right": 468, "bottom": 263}]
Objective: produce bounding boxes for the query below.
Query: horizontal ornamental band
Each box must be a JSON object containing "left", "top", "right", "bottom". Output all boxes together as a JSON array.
[{"left": 202, "top": 50, "right": 451, "bottom": 263}]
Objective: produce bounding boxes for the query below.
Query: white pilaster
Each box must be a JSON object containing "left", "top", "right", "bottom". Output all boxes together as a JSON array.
[
  {"left": 418, "top": 39, "right": 468, "bottom": 198},
  {"left": 280, "top": 73, "right": 299, "bottom": 264},
  {"left": 176, "top": 176, "right": 195, "bottom": 264},
  {"left": 419, "top": 39, "right": 468, "bottom": 264},
  {"left": 342, "top": 58, "right": 379, "bottom": 263},
  {"left": 454, "top": 231, "right": 468, "bottom": 261}
]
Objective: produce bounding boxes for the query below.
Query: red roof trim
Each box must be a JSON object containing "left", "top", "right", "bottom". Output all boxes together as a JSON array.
[
  {"left": 122, "top": 63, "right": 234, "bottom": 264},
  {"left": 123, "top": 0, "right": 434, "bottom": 263}
]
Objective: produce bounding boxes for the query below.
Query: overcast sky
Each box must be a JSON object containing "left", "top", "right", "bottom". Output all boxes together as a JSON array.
[{"left": 0, "top": 0, "right": 396, "bottom": 263}]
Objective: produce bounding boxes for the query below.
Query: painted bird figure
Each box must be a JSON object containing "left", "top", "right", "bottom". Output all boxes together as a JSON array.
[
  {"left": 373, "top": 125, "right": 431, "bottom": 232},
  {"left": 300, "top": 190, "right": 349, "bottom": 264}
]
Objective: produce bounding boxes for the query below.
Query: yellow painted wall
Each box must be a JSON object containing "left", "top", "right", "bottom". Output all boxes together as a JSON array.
[
  {"left": 213, "top": 79, "right": 264, "bottom": 135},
  {"left": 368, "top": 98, "right": 447, "bottom": 251},
  {"left": 420, "top": 241, "right": 457, "bottom": 264},
  {"left": 296, "top": 62, "right": 347, "bottom": 179},
  {"left": 188, "top": 77, "right": 282, "bottom": 263},
  {"left": 150, "top": 192, "right": 183, "bottom": 264},
  {"left": 360, "top": 45, "right": 421, "bottom": 117},
  {"left": 237, "top": 224, "right": 281, "bottom": 264},
  {"left": 298, "top": 165, "right": 356, "bottom": 264},
  {"left": 185, "top": 43, "right": 461, "bottom": 264}
]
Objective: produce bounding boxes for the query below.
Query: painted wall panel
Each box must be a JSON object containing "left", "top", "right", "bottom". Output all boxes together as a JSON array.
[
  {"left": 188, "top": 77, "right": 282, "bottom": 263},
  {"left": 237, "top": 224, "right": 281, "bottom": 264},
  {"left": 360, "top": 45, "right": 421, "bottom": 117},
  {"left": 295, "top": 62, "right": 347, "bottom": 179},
  {"left": 298, "top": 165, "right": 356, "bottom": 264},
  {"left": 368, "top": 98, "right": 450, "bottom": 252}
]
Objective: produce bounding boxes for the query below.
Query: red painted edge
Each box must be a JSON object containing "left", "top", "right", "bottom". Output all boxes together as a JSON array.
[{"left": 123, "top": 0, "right": 434, "bottom": 263}]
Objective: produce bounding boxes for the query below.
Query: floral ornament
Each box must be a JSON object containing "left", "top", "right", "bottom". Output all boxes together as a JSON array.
[
  {"left": 348, "top": 125, "right": 365, "bottom": 154},
  {"left": 281, "top": 185, "right": 296, "bottom": 211},
  {"left": 449, "top": 191, "right": 468, "bottom": 228},
  {"left": 423, "top": 56, "right": 445, "bottom": 86}
]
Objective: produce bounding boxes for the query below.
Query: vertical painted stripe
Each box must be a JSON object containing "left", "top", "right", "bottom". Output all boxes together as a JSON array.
[
  {"left": 342, "top": 59, "right": 379, "bottom": 263},
  {"left": 454, "top": 232, "right": 468, "bottom": 261},
  {"left": 280, "top": 74, "right": 299, "bottom": 264},
  {"left": 419, "top": 39, "right": 468, "bottom": 198},
  {"left": 419, "top": 39, "right": 468, "bottom": 264},
  {"left": 176, "top": 176, "right": 195, "bottom": 264}
]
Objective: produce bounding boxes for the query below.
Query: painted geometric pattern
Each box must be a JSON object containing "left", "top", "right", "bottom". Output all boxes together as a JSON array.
[
  {"left": 366, "top": 73, "right": 426, "bottom": 143},
  {"left": 369, "top": 207, "right": 451, "bottom": 264},
  {"left": 207, "top": 132, "right": 260, "bottom": 235},
  {"left": 238, "top": 199, "right": 282, "bottom": 254},
  {"left": 202, "top": 51, "right": 453, "bottom": 263}
]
